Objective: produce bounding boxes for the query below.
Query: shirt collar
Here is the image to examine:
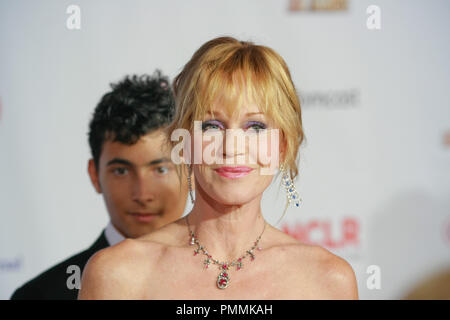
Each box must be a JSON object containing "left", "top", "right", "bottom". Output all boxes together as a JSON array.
[{"left": 104, "top": 221, "right": 126, "bottom": 246}]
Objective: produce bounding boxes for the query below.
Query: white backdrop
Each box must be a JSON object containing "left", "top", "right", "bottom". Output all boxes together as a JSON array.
[{"left": 1, "top": 0, "right": 449, "bottom": 299}]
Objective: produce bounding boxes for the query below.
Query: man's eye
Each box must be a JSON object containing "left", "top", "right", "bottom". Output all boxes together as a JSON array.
[
  {"left": 113, "top": 167, "right": 128, "bottom": 176},
  {"left": 156, "top": 166, "right": 169, "bottom": 175}
]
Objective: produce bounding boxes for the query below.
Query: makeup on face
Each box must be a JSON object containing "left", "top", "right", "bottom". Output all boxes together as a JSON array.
[
  {"left": 201, "top": 119, "right": 267, "bottom": 133},
  {"left": 213, "top": 166, "right": 254, "bottom": 179}
]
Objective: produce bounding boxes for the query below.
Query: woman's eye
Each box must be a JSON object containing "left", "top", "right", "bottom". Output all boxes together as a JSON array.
[
  {"left": 247, "top": 122, "right": 267, "bottom": 132},
  {"left": 202, "top": 120, "right": 222, "bottom": 131},
  {"left": 113, "top": 167, "right": 128, "bottom": 176}
]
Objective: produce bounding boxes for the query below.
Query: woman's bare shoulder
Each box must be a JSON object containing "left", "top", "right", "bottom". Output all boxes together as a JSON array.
[
  {"left": 138, "top": 218, "right": 188, "bottom": 247},
  {"left": 78, "top": 238, "right": 163, "bottom": 299},
  {"left": 312, "top": 246, "right": 358, "bottom": 299},
  {"left": 290, "top": 243, "right": 358, "bottom": 299},
  {"left": 268, "top": 227, "right": 358, "bottom": 299}
]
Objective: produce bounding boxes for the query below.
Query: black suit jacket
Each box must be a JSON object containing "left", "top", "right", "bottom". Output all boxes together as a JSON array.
[{"left": 10, "top": 231, "right": 109, "bottom": 300}]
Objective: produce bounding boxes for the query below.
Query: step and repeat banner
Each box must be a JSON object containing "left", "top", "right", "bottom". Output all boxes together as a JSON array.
[{"left": 1, "top": 0, "right": 449, "bottom": 299}]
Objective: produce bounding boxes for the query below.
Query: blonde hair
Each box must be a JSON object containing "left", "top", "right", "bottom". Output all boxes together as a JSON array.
[{"left": 167, "top": 36, "right": 305, "bottom": 179}]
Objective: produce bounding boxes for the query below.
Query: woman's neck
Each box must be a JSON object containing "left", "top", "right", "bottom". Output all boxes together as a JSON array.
[{"left": 185, "top": 193, "right": 267, "bottom": 263}]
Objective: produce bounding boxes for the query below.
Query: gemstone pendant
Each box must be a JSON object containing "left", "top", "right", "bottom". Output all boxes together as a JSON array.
[
  {"left": 217, "top": 270, "right": 229, "bottom": 289},
  {"left": 217, "top": 263, "right": 230, "bottom": 289}
]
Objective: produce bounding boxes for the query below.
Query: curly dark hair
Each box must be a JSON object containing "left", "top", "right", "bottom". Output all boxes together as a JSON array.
[{"left": 88, "top": 70, "right": 175, "bottom": 168}]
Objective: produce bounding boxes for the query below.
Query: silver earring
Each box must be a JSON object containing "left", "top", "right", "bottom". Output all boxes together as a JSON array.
[
  {"left": 280, "top": 164, "right": 301, "bottom": 208},
  {"left": 187, "top": 164, "right": 195, "bottom": 204}
]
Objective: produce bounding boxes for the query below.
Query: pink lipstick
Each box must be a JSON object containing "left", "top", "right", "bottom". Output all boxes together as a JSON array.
[{"left": 214, "top": 166, "right": 254, "bottom": 179}]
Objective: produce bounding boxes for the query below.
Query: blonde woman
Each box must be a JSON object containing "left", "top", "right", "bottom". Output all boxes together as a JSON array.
[{"left": 78, "top": 36, "right": 358, "bottom": 299}]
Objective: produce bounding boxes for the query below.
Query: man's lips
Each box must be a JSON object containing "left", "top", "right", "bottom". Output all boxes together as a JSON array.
[
  {"left": 213, "top": 166, "right": 254, "bottom": 178},
  {"left": 129, "top": 212, "right": 159, "bottom": 223}
]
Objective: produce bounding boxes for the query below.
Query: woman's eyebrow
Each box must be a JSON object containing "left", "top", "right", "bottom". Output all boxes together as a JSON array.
[{"left": 205, "top": 111, "right": 264, "bottom": 117}]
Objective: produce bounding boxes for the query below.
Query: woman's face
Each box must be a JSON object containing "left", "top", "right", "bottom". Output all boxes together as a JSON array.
[{"left": 190, "top": 94, "right": 284, "bottom": 206}]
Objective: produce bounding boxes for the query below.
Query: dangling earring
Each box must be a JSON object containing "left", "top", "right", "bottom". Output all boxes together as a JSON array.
[
  {"left": 187, "top": 164, "right": 195, "bottom": 204},
  {"left": 280, "top": 163, "right": 302, "bottom": 207}
]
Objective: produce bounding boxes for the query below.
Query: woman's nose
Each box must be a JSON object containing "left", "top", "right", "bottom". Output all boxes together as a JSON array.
[{"left": 222, "top": 129, "right": 246, "bottom": 161}]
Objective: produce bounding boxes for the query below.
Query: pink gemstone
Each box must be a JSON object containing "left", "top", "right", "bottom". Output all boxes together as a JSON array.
[
  {"left": 223, "top": 264, "right": 227, "bottom": 269},
  {"left": 219, "top": 279, "right": 227, "bottom": 285},
  {"left": 222, "top": 273, "right": 228, "bottom": 277},
  {"left": 257, "top": 247, "right": 262, "bottom": 251},
  {"left": 194, "top": 252, "right": 198, "bottom": 256}
]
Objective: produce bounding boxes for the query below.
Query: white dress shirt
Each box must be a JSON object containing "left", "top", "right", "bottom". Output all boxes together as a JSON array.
[{"left": 104, "top": 221, "right": 126, "bottom": 246}]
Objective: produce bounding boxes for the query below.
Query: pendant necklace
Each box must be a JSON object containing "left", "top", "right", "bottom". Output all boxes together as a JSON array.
[{"left": 185, "top": 215, "right": 266, "bottom": 289}]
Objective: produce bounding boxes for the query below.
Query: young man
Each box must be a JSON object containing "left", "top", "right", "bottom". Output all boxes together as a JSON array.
[{"left": 11, "top": 71, "right": 190, "bottom": 299}]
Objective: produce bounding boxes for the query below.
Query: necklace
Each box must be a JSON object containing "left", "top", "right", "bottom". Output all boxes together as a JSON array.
[{"left": 185, "top": 215, "right": 267, "bottom": 290}]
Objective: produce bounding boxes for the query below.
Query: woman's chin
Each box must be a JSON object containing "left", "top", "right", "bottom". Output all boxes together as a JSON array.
[{"left": 209, "top": 192, "right": 256, "bottom": 207}]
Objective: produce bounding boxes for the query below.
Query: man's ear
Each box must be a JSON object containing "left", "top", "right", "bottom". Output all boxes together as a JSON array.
[{"left": 88, "top": 159, "right": 102, "bottom": 193}]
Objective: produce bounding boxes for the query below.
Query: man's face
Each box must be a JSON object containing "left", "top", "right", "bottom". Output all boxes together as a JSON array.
[{"left": 88, "top": 129, "right": 188, "bottom": 238}]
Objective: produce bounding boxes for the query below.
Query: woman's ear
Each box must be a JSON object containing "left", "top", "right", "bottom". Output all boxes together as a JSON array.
[
  {"left": 88, "top": 159, "right": 102, "bottom": 193},
  {"left": 279, "top": 131, "right": 288, "bottom": 166}
]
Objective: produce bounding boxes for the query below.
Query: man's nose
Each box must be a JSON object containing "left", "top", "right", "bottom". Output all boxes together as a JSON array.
[{"left": 131, "top": 175, "right": 156, "bottom": 204}]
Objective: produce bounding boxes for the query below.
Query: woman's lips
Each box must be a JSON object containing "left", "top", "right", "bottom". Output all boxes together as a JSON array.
[
  {"left": 214, "top": 166, "right": 254, "bottom": 179},
  {"left": 129, "top": 212, "right": 158, "bottom": 223}
]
